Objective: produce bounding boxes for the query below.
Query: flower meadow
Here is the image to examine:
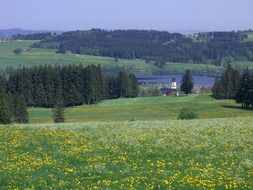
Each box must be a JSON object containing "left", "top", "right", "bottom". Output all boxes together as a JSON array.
[{"left": 0, "top": 117, "right": 252, "bottom": 189}]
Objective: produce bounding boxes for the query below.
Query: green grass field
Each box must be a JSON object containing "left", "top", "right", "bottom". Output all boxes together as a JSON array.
[
  {"left": 0, "top": 117, "right": 252, "bottom": 189},
  {"left": 29, "top": 94, "right": 253, "bottom": 123},
  {"left": 163, "top": 62, "right": 222, "bottom": 75},
  {"left": 1, "top": 40, "right": 253, "bottom": 76},
  {"left": 244, "top": 32, "right": 253, "bottom": 42},
  {"left": 0, "top": 40, "right": 158, "bottom": 74}
]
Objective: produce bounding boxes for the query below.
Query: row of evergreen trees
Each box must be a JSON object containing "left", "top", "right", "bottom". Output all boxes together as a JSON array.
[
  {"left": 6, "top": 64, "right": 138, "bottom": 108},
  {"left": 0, "top": 75, "right": 28, "bottom": 124},
  {"left": 212, "top": 65, "right": 253, "bottom": 108}
]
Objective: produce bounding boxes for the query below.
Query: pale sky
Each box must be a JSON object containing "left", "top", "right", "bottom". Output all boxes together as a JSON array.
[{"left": 1, "top": 0, "right": 253, "bottom": 31}]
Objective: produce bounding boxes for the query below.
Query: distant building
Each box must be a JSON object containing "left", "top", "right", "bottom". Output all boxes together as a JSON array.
[
  {"left": 163, "top": 78, "right": 179, "bottom": 96},
  {"left": 171, "top": 78, "right": 177, "bottom": 90},
  {"left": 22, "top": 48, "right": 31, "bottom": 52}
]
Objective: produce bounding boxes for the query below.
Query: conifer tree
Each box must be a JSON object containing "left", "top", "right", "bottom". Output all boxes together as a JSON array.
[
  {"left": 235, "top": 69, "right": 252, "bottom": 108},
  {"left": 222, "top": 65, "right": 240, "bottom": 99},
  {"left": 180, "top": 69, "right": 194, "bottom": 94},
  {"left": 212, "top": 65, "right": 240, "bottom": 99},
  {"left": 53, "top": 101, "right": 65, "bottom": 123},
  {"left": 0, "top": 93, "right": 12, "bottom": 124},
  {"left": 13, "top": 94, "right": 29, "bottom": 123},
  {"left": 0, "top": 76, "right": 12, "bottom": 124}
]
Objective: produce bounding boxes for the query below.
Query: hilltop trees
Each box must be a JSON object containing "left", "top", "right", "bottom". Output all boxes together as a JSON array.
[
  {"left": 33, "top": 29, "right": 253, "bottom": 65},
  {"left": 12, "top": 32, "right": 53, "bottom": 40},
  {"left": 180, "top": 69, "right": 194, "bottom": 94}
]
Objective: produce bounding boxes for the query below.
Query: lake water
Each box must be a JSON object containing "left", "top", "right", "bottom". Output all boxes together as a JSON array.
[{"left": 137, "top": 74, "right": 216, "bottom": 86}]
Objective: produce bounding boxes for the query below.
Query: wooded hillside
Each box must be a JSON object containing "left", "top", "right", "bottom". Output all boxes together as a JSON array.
[{"left": 32, "top": 29, "right": 253, "bottom": 65}]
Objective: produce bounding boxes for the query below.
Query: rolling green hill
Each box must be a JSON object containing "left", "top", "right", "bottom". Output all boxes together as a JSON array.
[
  {"left": 244, "top": 32, "right": 253, "bottom": 42},
  {"left": 1, "top": 117, "right": 252, "bottom": 189},
  {"left": 1, "top": 40, "right": 253, "bottom": 76},
  {"left": 29, "top": 94, "right": 253, "bottom": 123},
  {"left": 0, "top": 40, "right": 157, "bottom": 74}
]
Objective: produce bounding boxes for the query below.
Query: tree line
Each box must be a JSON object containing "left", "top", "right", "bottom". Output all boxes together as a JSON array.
[
  {"left": 12, "top": 32, "right": 53, "bottom": 40},
  {"left": 0, "top": 75, "right": 28, "bottom": 124},
  {"left": 6, "top": 64, "right": 138, "bottom": 107},
  {"left": 212, "top": 65, "right": 253, "bottom": 108},
  {"left": 32, "top": 29, "right": 253, "bottom": 65},
  {"left": 0, "top": 64, "right": 138, "bottom": 124}
]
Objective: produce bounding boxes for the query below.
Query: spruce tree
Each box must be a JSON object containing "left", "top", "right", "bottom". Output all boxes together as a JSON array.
[
  {"left": 180, "top": 69, "right": 194, "bottom": 94},
  {"left": 212, "top": 78, "right": 224, "bottom": 99},
  {"left": 236, "top": 69, "right": 252, "bottom": 108},
  {"left": 119, "top": 71, "right": 131, "bottom": 98},
  {"left": 0, "top": 76, "right": 12, "bottom": 124},
  {"left": 53, "top": 101, "right": 65, "bottom": 123},
  {"left": 222, "top": 65, "right": 240, "bottom": 99},
  {"left": 13, "top": 94, "right": 29, "bottom": 123},
  {"left": 0, "top": 93, "right": 12, "bottom": 124},
  {"left": 250, "top": 74, "right": 253, "bottom": 107},
  {"left": 212, "top": 65, "right": 240, "bottom": 99}
]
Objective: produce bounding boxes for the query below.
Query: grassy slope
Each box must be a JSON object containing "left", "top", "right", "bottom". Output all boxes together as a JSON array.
[
  {"left": 163, "top": 62, "right": 222, "bottom": 75},
  {"left": 1, "top": 40, "right": 253, "bottom": 75},
  {"left": 0, "top": 117, "right": 252, "bottom": 189},
  {"left": 244, "top": 32, "right": 253, "bottom": 42},
  {"left": 0, "top": 40, "right": 157, "bottom": 74},
  {"left": 29, "top": 94, "right": 253, "bottom": 123}
]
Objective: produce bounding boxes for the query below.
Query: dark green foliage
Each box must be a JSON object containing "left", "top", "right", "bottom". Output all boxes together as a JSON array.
[
  {"left": 177, "top": 108, "right": 199, "bottom": 120},
  {"left": 180, "top": 69, "right": 194, "bottom": 94},
  {"left": 34, "top": 29, "right": 253, "bottom": 65},
  {"left": 114, "top": 57, "right": 119, "bottom": 62},
  {"left": 212, "top": 65, "right": 253, "bottom": 109},
  {"left": 12, "top": 32, "right": 53, "bottom": 40},
  {"left": 13, "top": 48, "right": 21, "bottom": 55},
  {"left": 52, "top": 101, "right": 65, "bottom": 123},
  {"left": 13, "top": 94, "right": 29, "bottom": 123},
  {"left": 211, "top": 78, "right": 224, "bottom": 99},
  {"left": 235, "top": 69, "right": 253, "bottom": 108},
  {"left": 118, "top": 71, "right": 138, "bottom": 98},
  {"left": 0, "top": 93, "right": 12, "bottom": 124},
  {"left": 212, "top": 65, "right": 240, "bottom": 99},
  {"left": 0, "top": 75, "right": 12, "bottom": 124},
  {"left": 138, "top": 86, "right": 163, "bottom": 97},
  {"left": 7, "top": 65, "right": 138, "bottom": 108}
]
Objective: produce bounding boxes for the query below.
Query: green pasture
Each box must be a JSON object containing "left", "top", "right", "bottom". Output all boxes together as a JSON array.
[
  {"left": 29, "top": 94, "right": 253, "bottom": 123},
  {"left": 162, "top": 62, "right": 222, "bottom": 75},
  {"left": 1, "top": 40, "right": 253, "bottom": 76},
  {"left": 0, "top": 40, "right": 157, "bottom": 74}
]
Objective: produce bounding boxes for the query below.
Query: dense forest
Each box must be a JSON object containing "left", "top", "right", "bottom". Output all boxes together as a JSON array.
[
  {"left": 3, "top": 65, "right": 138, "bottom": 108},
  {"left": 212, "top": 65, "right": 253, "bottom": 108},
  {"left": 30, "top": 29, "right": 253, "bottom": 65},
  {"left": 12, "top": 32, "right": 54, "bottom": 40},
  {"left": 0, "top": 75, "right": 28, "bottom": 124}
]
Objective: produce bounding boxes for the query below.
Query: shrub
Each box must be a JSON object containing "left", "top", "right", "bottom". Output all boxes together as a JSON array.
[
  {"left": 13, "top": 48, "right": 22, "bottom": 55},
  {"left": 177, "top": 108, "right": 198, "bottom": 120}
]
